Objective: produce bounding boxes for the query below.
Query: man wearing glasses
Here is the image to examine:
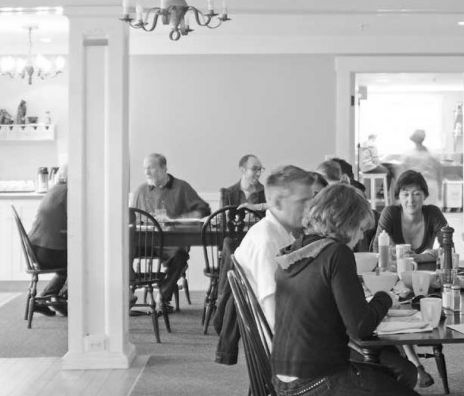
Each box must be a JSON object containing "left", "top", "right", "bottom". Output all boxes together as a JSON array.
[{"left": 221, "top": 154, "right": 267, "bottom": 213}]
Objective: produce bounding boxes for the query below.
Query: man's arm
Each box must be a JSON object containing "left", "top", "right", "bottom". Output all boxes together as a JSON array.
[{"left": 179, "top": 181, "right": 211, "bottom": 218}]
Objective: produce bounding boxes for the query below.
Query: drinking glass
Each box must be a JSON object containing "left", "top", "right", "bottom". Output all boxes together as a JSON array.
[
  {"left": 412, "top": 271, "right": 431, "bottom": 296},
  {"left": 420, "top": 297, "right": 442, "bottom": 328}
]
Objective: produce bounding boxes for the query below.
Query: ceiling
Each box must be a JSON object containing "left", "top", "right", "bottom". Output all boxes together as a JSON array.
[{"left": 2, "top": 2, "right": 464, "bottom": 54}]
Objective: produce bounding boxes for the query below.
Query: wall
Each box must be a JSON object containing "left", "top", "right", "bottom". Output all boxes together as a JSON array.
[
  {"left": 0, "top": 73, "right": 68, "bottom": 181},
  {"left": 129, "top": 54, "right": 336, "bottom": 193}
]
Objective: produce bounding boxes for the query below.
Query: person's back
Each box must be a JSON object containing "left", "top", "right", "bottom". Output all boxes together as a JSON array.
[{"left": 29, "top": 183, "right": 67, "bottom": 250}]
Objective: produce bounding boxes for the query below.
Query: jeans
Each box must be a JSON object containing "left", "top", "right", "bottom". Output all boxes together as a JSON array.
[
  {"left": 273, "top": 363, "right": 420, "bottom": 396},
  {"left": 32, "top": 245, "right": 67, "bottom": 297}
]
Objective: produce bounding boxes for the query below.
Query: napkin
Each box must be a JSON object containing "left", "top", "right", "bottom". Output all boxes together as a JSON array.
[{"left": 376, "top": 312, "right": 432, "bottom": 335}]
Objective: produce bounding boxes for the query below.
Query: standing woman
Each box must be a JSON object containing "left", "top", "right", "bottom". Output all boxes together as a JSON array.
[
  {"left": 271, "top": 184, "right": 418, "bottom": 396},
  {"left": 372, "top": 170, "right": 447, "bottom": 266}
]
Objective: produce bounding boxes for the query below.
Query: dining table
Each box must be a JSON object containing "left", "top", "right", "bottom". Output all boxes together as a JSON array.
[{"left": 350, "top": 300, "right": 464, "bottom": 394}]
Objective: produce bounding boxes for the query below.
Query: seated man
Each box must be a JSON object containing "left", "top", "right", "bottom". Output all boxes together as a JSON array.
[
  {"left": 131, "top": 153, "right": 211, "bottom": 309},
  {"left": 214, "top": 166, "right": 319, "bottom": 364},
  {"left": 29, "top": 165, "right": 68, "bottom": 316},
  {"left": 234, "top": 165, "right": 319, "bottom": 330},
  {"left": 221, "top": 154, "right": 267, "bottom": 213}
]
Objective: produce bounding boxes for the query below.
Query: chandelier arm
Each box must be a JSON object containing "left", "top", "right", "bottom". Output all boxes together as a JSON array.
[
  {"left": 206, "top": 19, "right": 222, "bottom": 29},
  {"left": 141, "top": 8, "right": 162, "bottom": 32},
  {"left": 188, "top": 7, "right": 212, "bottom": 27}
]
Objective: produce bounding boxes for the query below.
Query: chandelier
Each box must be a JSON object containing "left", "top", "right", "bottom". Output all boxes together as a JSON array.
[
  {"left": 120, "top": 0, "right": 230, "bottom": 41},
  {"left": 0, "top": 25, "right": 65, "bottom": 85}
]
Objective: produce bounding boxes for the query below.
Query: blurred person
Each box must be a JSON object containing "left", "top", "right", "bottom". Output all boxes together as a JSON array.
[
  {"left": 271, "top": 183, "right": 418, "bottom": 396},
  {"left": 402, "top": 129, "right": 443, "bottom": 205},
  {"left": 131, "top": 153, "right": 211, "bottom": 310},
  {"left": 29, "top": 164, "right": 68, "bottom": 316},
  {"left": 221, "top": 154, "right": 267, "bottom": 213},
  {"left": 360, "top": 134, "right": 393, "bottom": 197}
]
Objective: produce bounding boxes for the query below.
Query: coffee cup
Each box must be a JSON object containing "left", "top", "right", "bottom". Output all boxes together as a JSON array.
[
  {"left": 397, "top": 257, "right": 417, "bottom": 279},
  {"left": 420, "top": 297, "right": 442, "bottom": 328}
]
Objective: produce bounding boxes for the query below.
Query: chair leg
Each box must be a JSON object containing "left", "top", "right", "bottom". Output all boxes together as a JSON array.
[
  {"left": 147, "top": 286, "right": 160, "bottom": 343},
  {"left": 201, "top": 278, "right": 214, "bottom": 326},
  {"left": 173, "top": 284, "right": 180, "bottom": 312},
  {"left": 24, "top": 281, "right": 33, "bottom": 320},
  {"left": 203, "top": 277, "right": 218, "bottom": 335},
  {"left": 433, "top": 344, "right": 450, "bottom": 394},
  {"left": 27, "top": 274, "right": 39, "bottom": 329},
  {"left": 183, "top": 276, "right": 191, "bottom": 305}
]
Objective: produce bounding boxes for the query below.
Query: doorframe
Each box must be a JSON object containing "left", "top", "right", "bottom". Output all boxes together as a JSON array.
[{"left": 335, "top": 56, "right": 464, "bottom": 165}]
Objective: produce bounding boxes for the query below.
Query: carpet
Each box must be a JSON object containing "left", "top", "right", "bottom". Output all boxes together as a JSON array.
[
  {"left": 129, "top": 291, "right": 248, "bottom": 396},
  {"left": 0, "top": 282, "right": 68, "bottom": 358}
]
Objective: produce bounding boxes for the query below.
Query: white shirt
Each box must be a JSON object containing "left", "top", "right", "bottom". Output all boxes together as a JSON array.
[{"left": 234, "top": 210, "right": 294, "bottom": 330}]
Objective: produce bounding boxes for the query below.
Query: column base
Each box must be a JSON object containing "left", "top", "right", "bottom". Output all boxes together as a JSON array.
[{"left": 62, "top": 342, "right": 136, "bottom": 370}]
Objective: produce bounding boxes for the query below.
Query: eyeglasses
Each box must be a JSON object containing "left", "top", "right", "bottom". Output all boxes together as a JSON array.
[{"left": 248, "top": 166, "right": 265, "bottom": 172}]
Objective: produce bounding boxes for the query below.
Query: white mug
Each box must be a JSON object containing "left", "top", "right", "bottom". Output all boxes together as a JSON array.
[
  {"left": 397, "top": 257, "right": 417, "bottom": 279},
  {"left": 396, "top": 244, "right": 412, "bottom": 260},
  {"left": 420, "top": 297, "right": 442, "bottom": 328}
]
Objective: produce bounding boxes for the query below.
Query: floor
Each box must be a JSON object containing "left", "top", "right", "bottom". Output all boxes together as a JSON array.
[{"left": 0, "top": 355, "right": 149, "bottom": 396}]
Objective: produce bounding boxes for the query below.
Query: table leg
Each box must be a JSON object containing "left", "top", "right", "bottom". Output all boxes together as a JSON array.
[{"left": 433, "top": 344, "right": 450, "bottom": 394}]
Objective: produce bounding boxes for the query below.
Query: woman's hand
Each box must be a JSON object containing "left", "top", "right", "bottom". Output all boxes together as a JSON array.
[
  {"left": 387, "top": 292, "right": 401, "bottom": 309},
  {"left": 410, "top": 251, "right": 436, "bottom": 263}
]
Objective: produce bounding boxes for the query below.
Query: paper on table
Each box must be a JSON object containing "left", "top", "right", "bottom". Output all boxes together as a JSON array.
[
  {"left": 447, "top": 324, "right": 464, "bottom": 334},
  {"left": 376, "top": 312, "right": 432, "bottom": 335}
]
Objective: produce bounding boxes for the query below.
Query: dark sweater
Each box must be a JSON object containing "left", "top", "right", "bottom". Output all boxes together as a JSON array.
[
  {"left": 221, "top": 181, "right": 265, "bottom": 207},
  {"left": 132, "top": 174, "right": 211, "bottom": 218},
  {"left": 29, "top": 182, "right": 67, "bottom": 250},
  {"left": 271, "top": 235, "right": 391, "bottom": 380},
  {"left": 372, "top": 205, "right": 447, "bottom": 254}
]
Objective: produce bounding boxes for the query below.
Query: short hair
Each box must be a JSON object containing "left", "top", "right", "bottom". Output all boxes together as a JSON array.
[
  {"left": 410, "top": 129, "right": 426, "bottom": 144},
  {"left": 308, "top": 171, "right": 328, "bottom": 188},
  {"left": 316, "top": 160, "right": 342, "bottom": 182},
  {"left": 265, "top": 165, "right": 316, "bottom": 194},
  {"left": 394, "top": 170, "right": 429, "bottom": 198},
  {"left": 302, "top": 183, "right": 374, "bottom": 244},
  {"left": 146, "top": 153, "right": 167, "bottom": 168},
  {"left": 238, "top": 154, "right": 257, "bottom": 168},
  {"left": 331, "top": 158, "right": 354, "bottom": 180}
]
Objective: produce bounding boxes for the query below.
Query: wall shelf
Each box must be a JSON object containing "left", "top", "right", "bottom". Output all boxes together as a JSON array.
[{"left": 0, "top": 124, "right": 55, "bottom": 141}]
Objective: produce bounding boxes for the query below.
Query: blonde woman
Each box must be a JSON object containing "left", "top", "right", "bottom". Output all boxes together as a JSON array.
[{"left": 271, "top": 184, "right": 418, "bottom": 396}]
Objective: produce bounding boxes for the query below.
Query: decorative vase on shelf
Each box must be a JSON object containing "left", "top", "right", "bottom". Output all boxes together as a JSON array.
[{"left": 16, "top": 100, "right": 27, "bottom": 124}]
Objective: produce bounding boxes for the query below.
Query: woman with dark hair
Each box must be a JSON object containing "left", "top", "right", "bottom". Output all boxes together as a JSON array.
[
  {"left": 372, "top": 170, "right": 447, "bottom": 262},
  {"left": 271, "top": 184, "right": 418, "bottom": 396},
  {"left": 372, "top": 169, "right": 447, "bottom": 387}
]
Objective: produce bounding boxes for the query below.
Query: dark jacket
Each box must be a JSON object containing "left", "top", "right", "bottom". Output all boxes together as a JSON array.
[
  {"left": 271, "top": 234, "right": 391, "bottom": 379},
  {"left": 221, "top": 181, "right": 265, "bottom": 208}
]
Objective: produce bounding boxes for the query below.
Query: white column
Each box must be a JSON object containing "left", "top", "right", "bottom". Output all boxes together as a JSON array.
[{"left": 63, "top": 6, "right": 135, "bottom": 369}]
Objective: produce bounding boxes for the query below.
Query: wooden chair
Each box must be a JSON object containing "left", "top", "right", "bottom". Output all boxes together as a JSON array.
[
  {"left": 129, "top": 208, "right": 171, "bottom": 343},
  {"left": 11, "top": 205, "right": 67, "bottom": 329},
  {"left": 201, "top": 205, "right": 262, "bottom": 334},
  {"left": 228, "top": 256, "right": 275, "bottom": 396}
]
